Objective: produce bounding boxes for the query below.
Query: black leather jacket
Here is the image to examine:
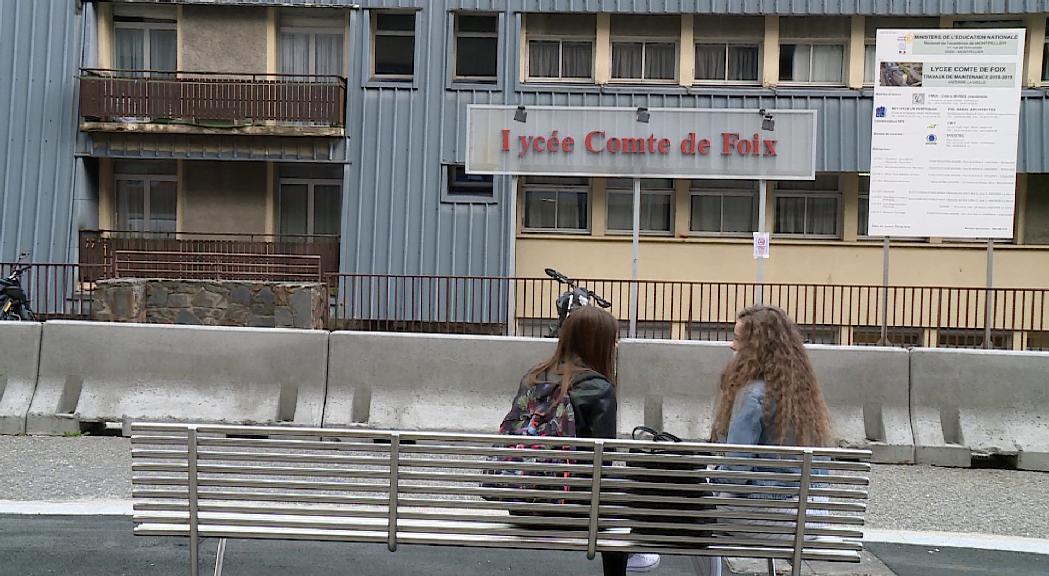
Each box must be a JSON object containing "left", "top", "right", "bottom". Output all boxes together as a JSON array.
[{"left": 568, "top": 376, "right": 618, "bottom": 440}]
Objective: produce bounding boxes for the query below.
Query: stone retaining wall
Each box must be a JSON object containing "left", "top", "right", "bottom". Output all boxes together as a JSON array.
[{"left": 92, "top": 279, "right": 327, "bottom": 329}]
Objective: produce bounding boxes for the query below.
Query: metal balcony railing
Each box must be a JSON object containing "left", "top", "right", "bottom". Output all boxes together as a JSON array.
[{"left": 79, "top": 69, "right": 346, "bottom": 126}]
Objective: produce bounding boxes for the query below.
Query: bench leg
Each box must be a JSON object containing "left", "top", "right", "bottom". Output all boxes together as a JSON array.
[
  {"left": 768, "top": 558, "right": 775, "bottom": 575},
  {"left": 213, "top": 539, "right": 227, "bottom": 576},
  {"left": 689, "top": 556, "right": 722, "bottom": 576}
]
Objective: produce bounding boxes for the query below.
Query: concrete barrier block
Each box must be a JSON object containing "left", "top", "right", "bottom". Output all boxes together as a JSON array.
[
  {"left": 910, "top": 348, "right": 1049, "bottom": 471},
  {"left": 324, "top": 332, "right": 555, "bottom": 432},
  {"left": 0, "top": 322, "right": 43, "bottom": 434},
  {"left": 26, "top": 321, "right": 327, "bottom": 434},
  {"left": 617, "top": 339, "right": 731, "bottom": 441},
  {"left": 807, "top": 345, "right": 914, "bottom": 464}
]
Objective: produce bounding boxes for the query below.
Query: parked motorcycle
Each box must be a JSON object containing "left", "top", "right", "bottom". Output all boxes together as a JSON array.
[
  {"left": 544, "top": 267, "right": 611, "bottom": 338},
  {"left": 1, "top": 253, "right": 36, "bottom": 321}
]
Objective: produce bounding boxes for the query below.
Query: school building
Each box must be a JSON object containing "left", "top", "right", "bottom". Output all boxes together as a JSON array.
[{"left": 3, "top": 0, "right": 1049, "bottom": 347}]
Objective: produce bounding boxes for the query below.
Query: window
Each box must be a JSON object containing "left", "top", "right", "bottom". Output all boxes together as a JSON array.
[
  {"left": 278, "top": 164, "right": 342, "bottom": 236},
  {"left": 779, "top": 44, "right": 844, "bottom": 83},
  {"left": 774, "top": 175, "right": 840, "bottom": 237},
  {"left": 373, "top": 12, "right": 415, "bottom": 80},
  {"left": 611, "top": 41, "right": 677, "bottom": 81},
  {"left": 690, "top": 180, "right": 757, "bottom": 235},
  {"left": 610, "top": 15, "right": 677, "bottom": 82},
  {"left": 606, "top": 179, "right": 673, "bottom": 234},
  {"left": 695, "top": 43, "right": 760, "bottom": 83},
  {"left": 1027, "top": 331, "right": 1049, "bottom": 351},
  {"left": 618, "top": 321, "right": 672, "bottom": 339},
  {"left": 445, "top": 165, "right": 494, "bottom": 201},
  {"left": 528, "top": 39, "right": 594, "bottom": 80},
  {"left": 114, "top": 161, "right": 177, "bottom": 233},
  {"left": 523, "top": 176, "right": 589, "bottom": 232},
  {"left": 858, "top": 176, "right": 870, "bottom": 237},
  {"left": 688, "top": 322, "right": 735, "bottom": 342},
  {"left": 1044, "top": 19, "right": 1049, "bottom": 83},
  {"left": 863, "top": 44, "right": 876, "bottom": 85},
  {"left": 525, "top": 14, "right": 595, "bottom": 81},
  {"left": 280, "top": 10, "right": 345, "bottom": 78},
  {"left": 113, "top": 5, "right": 177, "bottom": 76},
  {"left": 852, "top": 326, "right": 924, "bottom": 347},
  {"left": 455, "top": 14, "right": 499, "bottom": 82},
  {"left": 938, "top": 329, "right": 1013, "bottom": 350},
  {"left": 797, "top": 325, "right": 841, "bottom": 345}
]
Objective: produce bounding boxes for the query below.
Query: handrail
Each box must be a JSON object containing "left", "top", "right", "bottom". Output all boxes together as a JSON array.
[{"left": 80, "top": 68, "right": 346, "bottom": 84}]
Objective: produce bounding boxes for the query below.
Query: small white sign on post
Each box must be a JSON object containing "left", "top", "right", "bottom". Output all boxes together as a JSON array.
[
  {"left": 753, "top": 232, "right": 770, "bottom": 259},
  {"left": 868, "top": 29, "right": 1025, "bottom": 238}
]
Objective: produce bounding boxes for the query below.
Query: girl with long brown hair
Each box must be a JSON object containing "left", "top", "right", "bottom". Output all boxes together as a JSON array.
[{"left": 507, "top": 306, "right": 632, "bottom": 575}]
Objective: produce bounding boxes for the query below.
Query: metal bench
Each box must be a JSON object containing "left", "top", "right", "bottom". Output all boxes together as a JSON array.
[{"left": 130, "top": 423, "right": 871, "bottom": 576}]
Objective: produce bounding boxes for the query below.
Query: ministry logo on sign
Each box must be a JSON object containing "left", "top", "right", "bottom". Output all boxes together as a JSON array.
[
  {"left": 912, "top": 93, "right": 926, "bottom": 105},
  {"left": 876, "top": 106, "right": 887, "bottom": 118}
]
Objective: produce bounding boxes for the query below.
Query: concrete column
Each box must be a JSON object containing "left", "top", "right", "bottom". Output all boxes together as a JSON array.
[
  {"left": 176, "top": 5, "right": 184, "bottom": 70},
  {"left": 1015, "top": 173, "right": 1028, "bottom": 245},
  {"left": 99, "top": 159, "right": 114, "bottom": 230},
  {"left": 1025, "top": 15, "right": 1046, "bottom": 88},
  {"left": 847, "top": 16, "right": 866, "bottom": 89},
  {"left": 592, "top": 178, "right": 608, "bottom": 236},
  {"left": 97, "top": 2, "right": 113, "bottom": 68},
  {"left": 266, "top": 7, "right": 278, "bottom": 74},
  {"left": 674, "top": 178, "right": 691, "bottom": 238},
  {"left": 841, "top": 172, "right": 860, "bottom": 242},
  {"left": 596, "top": 13, "right": 611, "bottom": 85},
  {"left": 679, "top": 15, "right": 694, "bottom": 87},
  {"left": 762, "top": 16, "right": 780, "bottom": 87}
]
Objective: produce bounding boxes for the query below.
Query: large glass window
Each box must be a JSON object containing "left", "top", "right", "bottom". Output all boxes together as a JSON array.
[
  {"left": 690, "top": 180, "right": 756, "bottom": 234},
  {"left": 695, "top": 43, "right": 760, "bottom": 83},
  {"left": 280, "top": 10, "right": 345, "bottom": 78},
  {"left": 523, "top": 177, "right": 589, "bottom": 232},
  {"left": 528, "top": 39, "right": 594, "bottom": 80},
  {"left": 113, "top": 5, "right": 177, "bottom": 76},
  {"left": 114, "top": 161, "right": 177, "bottom": 233},
  {"left": 863, "top": 44, "right": 876, "bottom": 85},
  {"left": 455, "top": 14, "right": 499, "bottom": 81},
  {"left": 774, "top": 175, "right": 840, "bottom": 237},
  {"left": 779, "top": 44, "right": 844, "bottom": 83},
  {"left": 611, "top": 41, "right": 677, "bottom": 81},
  {"left": 373, "top": 12, "right": 416, "bottom": 79},
  {"left": 606, "top": 179, "right": 673, "bottom": 234},
  {"left": 279, "top": 180, "right": 342, "bottom": 236}
]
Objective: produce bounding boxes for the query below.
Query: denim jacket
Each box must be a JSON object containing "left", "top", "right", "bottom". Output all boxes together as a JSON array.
[{"left": 712, "top": 380, "right": 804, "bottom": 499}]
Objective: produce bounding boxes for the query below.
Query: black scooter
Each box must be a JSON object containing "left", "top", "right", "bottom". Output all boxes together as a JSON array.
[
  {"left": 544, "top": 268, "right": 611, "bottom": 338},
  {"left": 1, "top": 254, "right": 36, "bottom": 321}
]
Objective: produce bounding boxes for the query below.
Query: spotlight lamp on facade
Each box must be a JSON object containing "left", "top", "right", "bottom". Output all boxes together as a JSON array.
[
  {"left": 636, "top": 106, "right": 650, "bottom": 123},
  {"left": 759, "top": 108, "right": 775, "bottom": 131},
  {"left": 514, "top": 105, "right": 527, "bottom": 123}
]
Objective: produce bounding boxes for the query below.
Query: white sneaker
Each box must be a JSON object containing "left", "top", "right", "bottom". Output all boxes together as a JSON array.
[{"left": 627, "top": 553, "right": 661, "bottom": 572}]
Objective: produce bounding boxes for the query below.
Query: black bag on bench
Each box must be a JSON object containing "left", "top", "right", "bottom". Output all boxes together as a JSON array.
[{"left": 623, "top": 426, "right": 714, "bottom": 537}]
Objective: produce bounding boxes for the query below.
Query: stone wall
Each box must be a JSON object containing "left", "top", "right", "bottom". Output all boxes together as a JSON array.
[{"left": 93, "top": 279, "right": 328, "bottom": 329}]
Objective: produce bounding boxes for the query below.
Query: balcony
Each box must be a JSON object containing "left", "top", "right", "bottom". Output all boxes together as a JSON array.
[
  {"left": 79, "top": 69, "right": 346, "bottom": 137},
  {"left": 78, "top": 230, "right": 341, "bottom": 283}
]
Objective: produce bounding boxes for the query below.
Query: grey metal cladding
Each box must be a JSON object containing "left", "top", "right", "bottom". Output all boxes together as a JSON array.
[
  {"left": 108, "top": 0, "right": 1049, "bottom": 15},
  {"left": 0, "top": 0, "right": 81, "bottom": 263}
]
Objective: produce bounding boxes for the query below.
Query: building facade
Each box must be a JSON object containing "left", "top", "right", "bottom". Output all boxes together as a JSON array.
[{"left": 3, "top": 0, "right": 1049, "bottom": 345}]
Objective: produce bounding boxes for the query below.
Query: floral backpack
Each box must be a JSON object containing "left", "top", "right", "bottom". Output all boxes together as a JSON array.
[{"left": 482, "top": 369, "right": 601, "bottom": 504}]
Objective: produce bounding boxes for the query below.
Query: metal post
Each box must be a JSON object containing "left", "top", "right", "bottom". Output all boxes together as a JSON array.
[
  {"left": 791, "top": 450, "right": 813, "bottom": 576},
  {"left": 387, "top": 432, "right": 400, "bottom": 552},
  {"left": 629, "top": 177, "right": 641, "bottom": 338},
  {"left": 187, "top": 426, "right": 199, "bottom": 576},
  {"left": 213, "top": 539, "right": 227, "bottom": 576},
  {"left": 879, "top": 237, "right": 890, "bottom": 345},
  {"left": 756, "top": 179, "right": 767, "bottom": 305},
  {"left": 506, "top": 175, "right": 518, "bottom": 336},
  {"left": 984, "top": 239, "right": 994, "bottom": 349},
  {"left": 586, "top": 441, "right": 604, "bottom": 561}
]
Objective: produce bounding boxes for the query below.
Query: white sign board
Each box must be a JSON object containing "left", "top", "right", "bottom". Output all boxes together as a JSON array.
[
  {"left": 868, "top": 29, "right": 1025, "bottom": 238},
  {"left": 466, "top": 106, "right": 817, "bottom": 180},
  {"left": 753, "top": 232, "right": 770, "bottom": 259}
]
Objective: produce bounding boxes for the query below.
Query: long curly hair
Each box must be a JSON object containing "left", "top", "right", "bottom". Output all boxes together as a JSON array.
[{"left": 710, "top": 306, "right": 834, "bottom": 447}]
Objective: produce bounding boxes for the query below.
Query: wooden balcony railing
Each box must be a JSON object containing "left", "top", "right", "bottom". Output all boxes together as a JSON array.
[
  {"left": 79, "top": 230, "right": 340, "bottom": 283},
  {"left": 79, "top": 69, "right": 346, "bottom": 126}
]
